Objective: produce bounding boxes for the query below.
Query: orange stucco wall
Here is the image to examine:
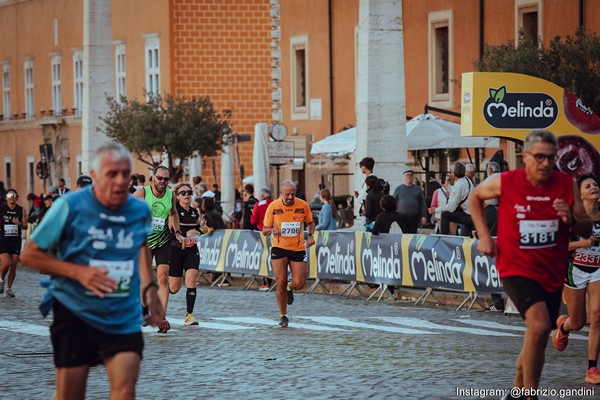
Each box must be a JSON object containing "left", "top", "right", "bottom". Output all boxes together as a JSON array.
[{"left": 170, "top": 0, "right": 272, "bottom": 188}]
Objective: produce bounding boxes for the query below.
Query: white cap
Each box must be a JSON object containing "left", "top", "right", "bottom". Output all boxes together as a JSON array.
[{"left": 201, "top": 190, "right": 216, "bottom": 198}]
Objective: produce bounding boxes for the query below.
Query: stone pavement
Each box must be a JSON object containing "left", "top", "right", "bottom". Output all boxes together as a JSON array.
[{"left": 0, "top": 267, "right": 597, "bottom": 400}]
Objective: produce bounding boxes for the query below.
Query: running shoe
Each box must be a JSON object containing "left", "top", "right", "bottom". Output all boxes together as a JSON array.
[
  {"left": 586, "top": 367, "right": 600, "bottom": 384},
  {"left": 5, "top": 288, "right": 14, "bottom": 298},
  {"left": 141, "top": 307, "right": 150, "bottom": 327},
  {"left": 259, "top": 284, "right": 270, "bottom": 291},
  {"left": 157, "top": 319, "right": 171, "bottom": 333},
  {"left": 551, "top": 314, "right": 569, "bottom": 351},
  {"left": 184, "top": 313, "right": 199, "bottom": 326},
  {"left": 0, "top": 280, "right": 4, "bottom": 294},
  {"left": 287, "top": 288, "right": 294, "bottom": 305},
  {"left": 278, "top": 315, "right": 289, "bottom": 328}
]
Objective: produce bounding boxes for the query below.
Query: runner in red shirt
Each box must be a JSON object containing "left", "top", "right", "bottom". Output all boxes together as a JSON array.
[
  {"left": 470, "top": 129, "right": 591, "bottom": 397},
  {"left": 251, "top": 187, "right": 274, "bottom": 290}
]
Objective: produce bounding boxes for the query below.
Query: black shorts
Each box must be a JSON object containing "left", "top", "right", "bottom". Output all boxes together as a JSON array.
[
  {"left": 501, "top": 276, "right": 563, "bottom": 329},
  {"left": 151, "top": 241, "right": 172, "bottom": 266},
  {"left": 0, "top": 240, "right": 21, "bottom": 255},
  {"left": 50, "top": 300, "right": 144, "bottom": 368},
  {"left": 271, "top": 247, "right": 307, "bottom": 263},
  {"left": 169, "top": 245, "right": 200, "bottom": 277}
]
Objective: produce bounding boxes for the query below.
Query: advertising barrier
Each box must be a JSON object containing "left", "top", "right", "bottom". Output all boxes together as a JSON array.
[{"left": 194, "top": 230, "right": 501, "bottom": 295}]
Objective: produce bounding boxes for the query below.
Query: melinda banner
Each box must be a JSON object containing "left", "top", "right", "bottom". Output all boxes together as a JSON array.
[
  {"left": 194, "top": 230, "right": 504, "bottom": 294},
  {"left": 461, "top": 72, "right": 600, "bottom": 177}
]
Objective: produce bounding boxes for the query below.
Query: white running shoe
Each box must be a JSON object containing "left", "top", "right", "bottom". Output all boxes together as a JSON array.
[{"left": 184, "top": 313, "right": 199, "bottom": 326}]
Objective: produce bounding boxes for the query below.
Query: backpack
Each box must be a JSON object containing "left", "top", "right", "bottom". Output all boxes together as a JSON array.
[{"left": 378, "top": 178, "right": 390, "bottom": 195}]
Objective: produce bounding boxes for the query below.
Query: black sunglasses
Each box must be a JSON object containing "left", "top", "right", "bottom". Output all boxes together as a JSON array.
[
  {"left": 178, "top": 190, "right": 193, "bottom": 196},
  {"left": 155, "top": 176, "right": 170, "bottom": 182},
  {"left": 528, "top": 152, "right": 556, "bottom": 163}
]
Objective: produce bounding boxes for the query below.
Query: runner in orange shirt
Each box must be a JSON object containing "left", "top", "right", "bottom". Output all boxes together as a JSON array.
[{"left": 263, "top": 180, "right": 315, "bottom": 327}]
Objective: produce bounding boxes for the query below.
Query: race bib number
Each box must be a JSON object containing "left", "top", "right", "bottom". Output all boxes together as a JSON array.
[
  {"left": 573, "top": 248, "right": 600, "bottom": 268},
  {"left": 183, "top": 237, "right": 199, "bottom": 248},
  {"left": 280, "top": 221, "right": 301, "bottom": 237},
  {"left": 4, "top": 224, "right": 18, "bottom": 237},
  {"left": 151, "top": 217, "right": 166, "bottom": 232},
  {"left": 519, "top": 219, "right": 558, "bottom": 249},
  {"left": 86, "top": 259, "right": 134, "bottom": 297}
]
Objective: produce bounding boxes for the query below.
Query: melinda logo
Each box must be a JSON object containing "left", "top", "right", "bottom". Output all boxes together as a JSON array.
[{"left": 483, "top": 86, "right": 558, "bottom": 129}]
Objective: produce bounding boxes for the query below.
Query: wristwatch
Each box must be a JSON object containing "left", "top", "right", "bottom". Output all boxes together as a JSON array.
[{"left": 308, "top": 233, "right": 313, "bottom": 237}]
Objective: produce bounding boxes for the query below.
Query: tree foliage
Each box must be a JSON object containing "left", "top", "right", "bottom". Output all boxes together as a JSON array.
[
  {"left": 474, "top": 29, "right": 600, "bottom": 115},
  {"left": 100, "top": 93, "right": 232, "bottom": 182}
]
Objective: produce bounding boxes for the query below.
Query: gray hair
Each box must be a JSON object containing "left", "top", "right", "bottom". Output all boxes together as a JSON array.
[
  {"left": 259, "top": 187, "right": 272, "bottom": 198},
  {"left": 280, "top": 180, "right": 296, "bottom": 191},
  {"left": 465, "top": 164, "right": 476, "bottom": 173},
  {"left": 523, "top": 129, "right": 557, "bottom": 152},
  {"left": 486, "top": 161, "right": 501, "bottom": 173},
  {"left": 91, "top": 142, "right": 133, "bottom": 174},
  {"left": 451, "top": 162, "right": 466, "bottom": 178}
]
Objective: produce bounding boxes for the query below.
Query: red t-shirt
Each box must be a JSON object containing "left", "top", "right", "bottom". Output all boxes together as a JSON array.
[
  {"left": 496, "top": 169, "right": 574, "bottom": 292},
  {"left": 250, "top": 197, "right": 273, "bottom": 231}
]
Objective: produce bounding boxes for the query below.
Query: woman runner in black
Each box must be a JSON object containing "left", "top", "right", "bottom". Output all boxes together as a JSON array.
[{"left": 169, "top": 183, "right": 202, "bottom": 326}]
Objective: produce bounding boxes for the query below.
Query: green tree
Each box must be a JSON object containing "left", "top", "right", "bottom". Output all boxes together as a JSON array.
[
  {"left": 474, "top": 29, "right": 600, "bottom": 115},
  {"left": 100, "top": 93, "right": 232, "bottom": 182}
]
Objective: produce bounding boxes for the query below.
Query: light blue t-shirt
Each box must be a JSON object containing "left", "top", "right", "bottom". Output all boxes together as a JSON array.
[
  {"left": 316, "top": 203, "right": 337, "bottom": 231},
  {"left": 31, "top": 186, "right": 151, "bottom": 334}
]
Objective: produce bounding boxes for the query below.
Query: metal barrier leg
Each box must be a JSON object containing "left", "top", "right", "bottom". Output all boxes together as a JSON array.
[
  {"left": 456, "top": 292, "right": 474, "bottom": 311},
  {"left": 243, "top": 276, "right": 256, "bottom": 290},
  {"left": 376, "top": 284, "right": 394, "bottom": 302},
  {"left": 414, "top": 287, "right": 443, "bottom": 305},
  {"left": 197, "top": 271, "right": 212, "bottom": 285},
  {"left": 307, "top": 278, "right": 330, "bottom": 294},
  {"left": 268, "top": 281, "right": 277, "bottom": 292},
  {"left": 367, "top": 284, "right": 383, "bottom": 301}
]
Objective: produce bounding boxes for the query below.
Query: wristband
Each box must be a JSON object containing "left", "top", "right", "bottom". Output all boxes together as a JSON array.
[{"left": 142, "top": 281, "right": 158, "bottom": 302}]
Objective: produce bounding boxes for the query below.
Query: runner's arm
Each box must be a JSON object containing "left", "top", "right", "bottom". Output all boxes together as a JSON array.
[
  {"left": 170, "top": 193, "right": 184, "bottom": 242},
  {"left": 139, "top": 243, "right": 164, "bottom": 326},
  {"left": 469, "top": 174, "right": 501, "bottom": 256},
  {"left": 569, "top": 180, "right": 593, "bottom": 238},
  {"left": 20, "top": 208, "right": 27, "bottom": 230},
  {"left": 22, "top": 242, "right": 117, "bottom": 298}
]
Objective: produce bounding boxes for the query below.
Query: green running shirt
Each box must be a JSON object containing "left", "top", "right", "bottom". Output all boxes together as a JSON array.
[{"left": 144, "top": 186, "right": 173, "bottom": 249}]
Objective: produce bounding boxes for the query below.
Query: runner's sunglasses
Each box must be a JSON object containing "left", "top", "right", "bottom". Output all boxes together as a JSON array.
[{"left": 178, "top": 190, "right": 193, "bottom": 196}]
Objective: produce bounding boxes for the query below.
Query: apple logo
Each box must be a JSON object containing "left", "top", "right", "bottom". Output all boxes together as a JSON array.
[
  {"left": 556, "top": 135, "right": 600, "bottom": 176},
  {"left": 563, "top": 91, "right": 600, "bottom": 134}
]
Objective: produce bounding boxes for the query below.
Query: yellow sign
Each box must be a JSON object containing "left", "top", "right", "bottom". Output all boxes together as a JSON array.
[{"left": 462, "top": 72, "right": 600, "bottom": 176}]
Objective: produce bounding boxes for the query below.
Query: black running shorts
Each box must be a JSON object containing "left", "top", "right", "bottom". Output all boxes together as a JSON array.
[
  {"left": 271, "top": 247, "right": 307, "bottom": 263},
  {"left": 0, "top": 240, "right": 22, "bottom": 255},
  {"left": 50, "top": 300, "right": 144, "bottom": 368},
  {"left": 500, "top": 276, "right": 563, "bottom": 329},
  {"left": 151, "top": 240, "right": 172, "bottom": 266},
  {"left": 169, "top": 246, "right": 200, "bottom": 277}
]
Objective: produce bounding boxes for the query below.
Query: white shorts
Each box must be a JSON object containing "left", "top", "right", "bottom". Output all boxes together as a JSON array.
[{"left": 565, "top": 263, "right": 600, "bottom": 289}]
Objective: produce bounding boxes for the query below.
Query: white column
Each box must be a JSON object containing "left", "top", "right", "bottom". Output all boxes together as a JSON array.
[
  {"left": 81, "top": 0, "right": 114, "bottom": 173},
  {"left": 355, "top": 0, "right": 408, "bottom": 214}
]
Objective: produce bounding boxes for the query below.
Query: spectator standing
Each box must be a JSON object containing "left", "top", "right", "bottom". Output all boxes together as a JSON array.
[
  {"left": 465, "top": 163, "right": 477, "bottom": 185},
  {"left": 470, "top": 129, "right": 591, "bottom": 396},
  {"left": 242, "top": 184, "right": 259, "bottom": 230},
  {"left": 393, "top": 169, "right": 428, "bottom": 233},
  {"left": 294, "top": 180, "right": 306, "bottom": 201},
  {"left": 251, "top": 187, "right": 274, "bottom": 290},
  {"left": 429, "top": 162, "right": 474, "bottom": 236},
  {"left": 29, "top": 194, "right": 54, "bottom": 224},
  {"left": 55, "top": 178, "right": 70, "bottom": 197},
  {"left": 363, "top": 175, "right": 383, "bottom": 231},
  {"left": 0, "top": 189, "right": 27, "bottom": 297},
  {"left": 76, "top": 175, "right": 93, "bottom": 189},
  {"left": 354, "top": 157, "right": 375, "bottom": 216},
  {"left": 137, "top": 174, "right": 146, "bottom": 186},
  {"left": 212, "top": 183, "right": 222, "bottom": 214},
  {"left": 372, "top": 195, "right": 404, "bottom": 236},
  {"left": 430, "top": 174, "right": 452, "bottom": 233},
  {"left": 315, "top": 189, "right": 337, "bottom": 231}
]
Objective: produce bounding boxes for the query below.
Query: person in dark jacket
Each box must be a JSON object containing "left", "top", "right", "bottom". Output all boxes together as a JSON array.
[
  {"left": 363, "top": 175, "right": 383, "bottom": 231},
  {"left": 372, "top": 195, "right": 404, "bottom": 235}
]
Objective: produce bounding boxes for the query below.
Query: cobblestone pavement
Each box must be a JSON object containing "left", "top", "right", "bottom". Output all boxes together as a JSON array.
[{"left": 0, "top": 267, "right": 597, "bottom": 399}]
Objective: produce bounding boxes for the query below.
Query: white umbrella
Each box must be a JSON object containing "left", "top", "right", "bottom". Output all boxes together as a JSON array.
[
  {"left": 406, "top": 113, "right": 499, "bottom": 150},
  {"left": 252, "top": 123, "right": 270, "bottom": 192},
  {"left": 220, "top": 144, "right": 235, "bottom": 222},
  {"left": 309, "top": 127, "right": 356, "bottom": 158}
]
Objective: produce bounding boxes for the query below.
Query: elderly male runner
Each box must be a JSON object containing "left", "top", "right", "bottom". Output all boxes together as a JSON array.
[
  {"left": 22, "top": 143, "right": 164, "bottom": 400},
  {"left": 134, "top": 166, "right": 183, "bottom": 333},
  {"left": 470, "top": 130, "right": 591, "bottom": 399},
  {"left": 262, "top": 180, "right": 315, "bottom": 327}
]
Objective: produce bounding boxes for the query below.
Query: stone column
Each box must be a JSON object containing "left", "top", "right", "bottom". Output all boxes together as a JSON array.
[
  {"left": 81, "top": 0, "right": 114, "bottom": 173},
  {"left": 355, "top": 0, "right": 408, "bottom": 215}
]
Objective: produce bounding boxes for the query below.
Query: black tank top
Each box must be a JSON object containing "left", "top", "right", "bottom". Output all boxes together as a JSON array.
[
  {"left": 176, "top": 203, "right": 200, "bottom": 237},
  {"left": 0, "top": 204, "right": 23, "bottom": 242}
]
